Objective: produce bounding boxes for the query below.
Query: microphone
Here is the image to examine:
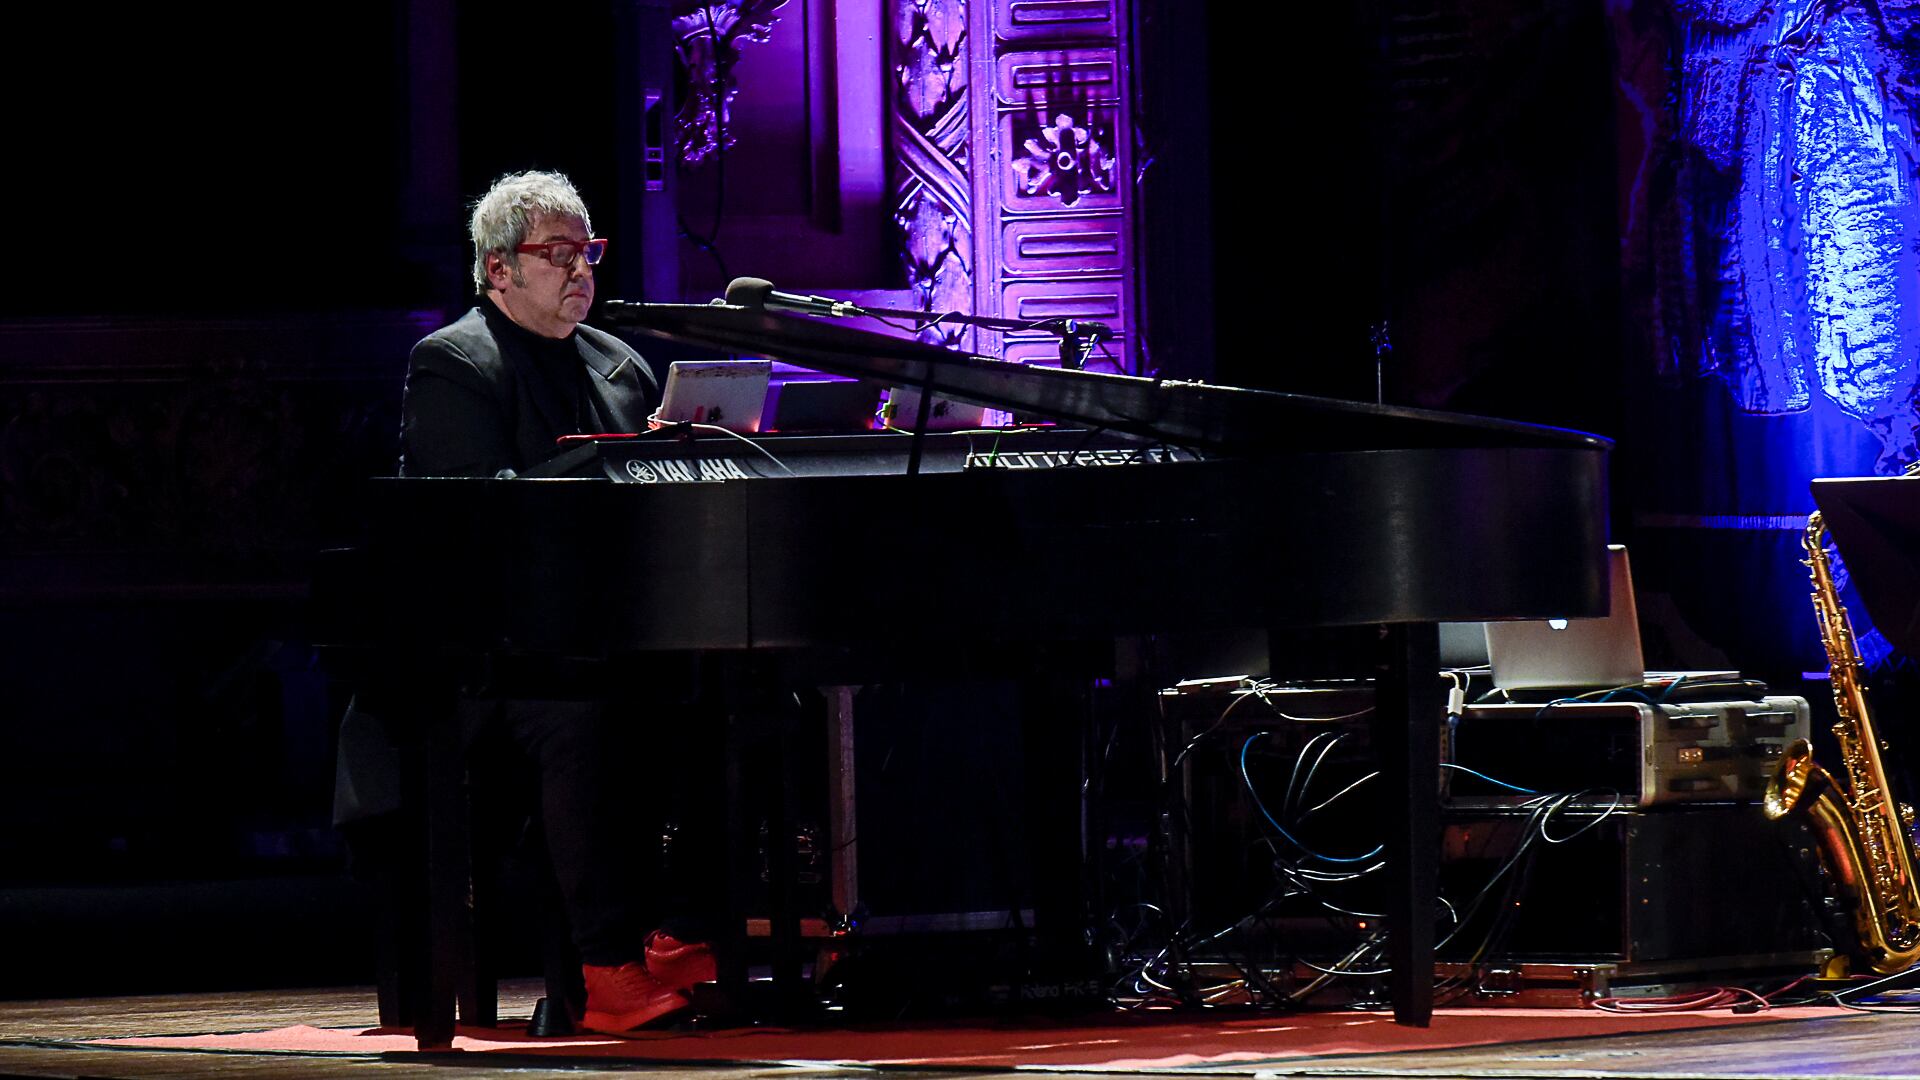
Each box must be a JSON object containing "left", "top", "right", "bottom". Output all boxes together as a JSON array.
[{"left": 724, "top": 277, "right": 863, "bottom": 318}]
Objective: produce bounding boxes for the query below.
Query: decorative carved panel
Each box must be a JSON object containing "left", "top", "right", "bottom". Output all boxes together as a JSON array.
[
  {"left": 1000, "top": 280, "right": 1124, "bottom": 322},
  {"left": 890, "top": 0, "right": 975, "bottom": 346},
  {"left": 889, "top": 0, "right": 1132, "bottom": 368},
  {"left": 1001, "top": 218, "right": 1123, "bottom": 276},
  {"left": 673, "top": 1, "right": 793, "bottom": 165},
  {"left": 999, "top": 0, "right": 1118, "bottom": 41},
  {"left": 996, "top": 109, "right": 1122, "bottom": 214},
  {"left": 994, "top": 49, "right": 1122, "bottom": 102},
  {"left": 977, "top": 0, "right": 1134, "bottom": 371}
]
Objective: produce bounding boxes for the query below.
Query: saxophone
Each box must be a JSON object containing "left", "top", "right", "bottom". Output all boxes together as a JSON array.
[{"left": 1765, "top": 511, "right": 1920, "bottom": 974}]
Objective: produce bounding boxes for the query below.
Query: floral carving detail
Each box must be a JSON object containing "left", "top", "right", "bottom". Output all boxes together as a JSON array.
[
  {"left": 1011, "top": 111, "right": 1113, "bottom": 205},
  {"left": 673, "top": 0, "right": 791, "bottom": 165}
]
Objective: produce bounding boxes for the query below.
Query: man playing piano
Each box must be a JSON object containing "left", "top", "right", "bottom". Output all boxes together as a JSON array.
[
  {"left": 400, "top": 170, "right": 655, "bottom": 477},
  {"left": 392, "top": 170, "right": 707, "bottom": 1034}
]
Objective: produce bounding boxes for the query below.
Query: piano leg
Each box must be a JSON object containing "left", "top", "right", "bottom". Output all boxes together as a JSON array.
[
  {"left": 824, "top": 686, "right": 860, "bottom": 926},
  {"left": 718, "top": 670, "right": 815, "bottom": 1019},
  {"left": 421, "top": 694, "right": 467, "bottom": 1051},
  {"left": 720, "top": 690, "right": 754, "bottom": 1009},
  {"left": 460, "top": 746, "right": 500, "bottom": 1031},
  {"left": 1021, "top": 673, "right": 1093, "bottom": 965},
  {"left": 1375, "top": 622, "right": 1439, "bottom": 1027},
  {"left": 764, "top": 697, "right": 806, "bottom": 1010}
]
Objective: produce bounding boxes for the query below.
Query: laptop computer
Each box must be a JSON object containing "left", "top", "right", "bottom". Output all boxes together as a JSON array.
[
  {"left": 881, "top": 386, "right": 992, "bottom": 431},
  {"left": 1483, "top": 545, "right": 1646, "bottom": 693},
  {"left": 651, "top": 359, "right": 772, "bottom": 433},
  {"left": 764, "top": 378, "right": 881, "bottom": 433}
]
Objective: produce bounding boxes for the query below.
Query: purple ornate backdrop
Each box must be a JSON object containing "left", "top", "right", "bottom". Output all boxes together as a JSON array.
[{"left": 888, "top": 0, "right": 1136, "bottom": 369}]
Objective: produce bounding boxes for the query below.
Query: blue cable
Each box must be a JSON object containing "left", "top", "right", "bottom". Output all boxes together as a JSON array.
[
  {"left": 1441, "top": 762, "right": 1538, "bottom": 795},
  {"left": 1596, "top": 687, "right": 1658, "bottom": 704},
  {"left": 1239, "top": 734, "right": 1383, "bottom": 864}
]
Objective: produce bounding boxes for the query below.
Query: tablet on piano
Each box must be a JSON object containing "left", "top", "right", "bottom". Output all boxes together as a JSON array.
[{"left": 650, "top": 359, "right": 772, "bottom": 433}]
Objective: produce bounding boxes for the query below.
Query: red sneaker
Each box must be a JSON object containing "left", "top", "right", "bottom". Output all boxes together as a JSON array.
[
  {"left": 645, "top": 930, "right": 718, "bottom": 989},
  {"left": 580, "top": 961, "right": 690, "bottom": 1036}
]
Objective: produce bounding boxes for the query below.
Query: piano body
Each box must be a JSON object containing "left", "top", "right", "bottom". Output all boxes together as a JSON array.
[{"left": 317, "top": 305, "right": 1610, "bottom": 1047}]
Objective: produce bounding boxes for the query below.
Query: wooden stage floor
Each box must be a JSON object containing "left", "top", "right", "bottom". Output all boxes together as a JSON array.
[{"left": 2, "top": 980, "right": 1919, "bottom": 1079}]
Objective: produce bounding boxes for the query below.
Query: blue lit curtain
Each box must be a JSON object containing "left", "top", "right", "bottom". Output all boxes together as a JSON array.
[
  {"left": 1657, "top": 1, "right": 1920, "bottom": 468},
  {"left": 1615, "top": 0, "right": 1920, "bottom": 678}
]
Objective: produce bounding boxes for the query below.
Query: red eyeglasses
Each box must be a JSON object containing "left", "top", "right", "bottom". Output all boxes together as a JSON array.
[{"left": 513, "top": 238, "right": 608, "bottom": 268}]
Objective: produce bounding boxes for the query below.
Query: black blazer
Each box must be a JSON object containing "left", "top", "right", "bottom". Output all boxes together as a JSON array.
[{"left": 399, "top": 303, "right": 659, "bottom": 477}]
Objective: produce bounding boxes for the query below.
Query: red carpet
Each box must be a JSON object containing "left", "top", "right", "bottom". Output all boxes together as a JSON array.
[{"left": 89, "top": 1006, "right": 1837, "bottom": 1071}]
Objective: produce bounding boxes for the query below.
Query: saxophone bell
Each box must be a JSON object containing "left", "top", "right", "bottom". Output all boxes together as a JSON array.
[{"left": 1764, "top": 738, "right": 1815, "bottom": 821}]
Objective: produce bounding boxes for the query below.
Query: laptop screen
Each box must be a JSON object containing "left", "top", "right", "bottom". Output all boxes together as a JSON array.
[
  {"left": 653, "top": 359, "right": 772, "bottom": 433},
  {"left": 1483, "top": 545, "right": 1644, "bottom": 692}
]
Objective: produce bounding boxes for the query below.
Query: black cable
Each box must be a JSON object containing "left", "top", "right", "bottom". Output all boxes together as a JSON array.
[
  {"left": 1434, "top": 798, "right": 1556, "bottom": 953},
  {"left": 1129, "top": 685, "right": 1403, "bottom": 1011},
  {"left": 1441, "top": 831, "right": 1541, "bottom": 995},
  {"left": 869, "top": 312, "right": 928, "bottom": 336},
  {"left": 1286, "top": 731, "right": 1347, "bottom": 822}
]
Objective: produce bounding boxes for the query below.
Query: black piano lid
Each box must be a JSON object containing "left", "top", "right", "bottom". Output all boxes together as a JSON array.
[{"left": 599, "top": 302, "right": 1612, "bottom": 456}]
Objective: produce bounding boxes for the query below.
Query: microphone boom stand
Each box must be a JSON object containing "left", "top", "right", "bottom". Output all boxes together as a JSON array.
[{"left": 806, "top": 301, "right": 1112, "bottom": 476}]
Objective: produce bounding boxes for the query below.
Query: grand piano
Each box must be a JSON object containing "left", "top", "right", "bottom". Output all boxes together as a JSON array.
[{"left": 318, "top": 303, "right": 1611, "bottom": 1048}]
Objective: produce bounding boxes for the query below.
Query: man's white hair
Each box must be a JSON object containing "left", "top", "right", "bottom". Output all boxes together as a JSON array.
[{"left": 469, "top": 171, "right": 593, "bottom": 293}]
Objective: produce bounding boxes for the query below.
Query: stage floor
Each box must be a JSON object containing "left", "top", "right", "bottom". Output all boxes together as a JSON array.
[{"left": 0, "top": 979, "right": 1913, "bottom": 1079}]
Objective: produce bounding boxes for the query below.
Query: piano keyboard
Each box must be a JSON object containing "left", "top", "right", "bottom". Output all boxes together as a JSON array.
[{"left": 534, "top": 429, "right": 1204, "bottom": 483}]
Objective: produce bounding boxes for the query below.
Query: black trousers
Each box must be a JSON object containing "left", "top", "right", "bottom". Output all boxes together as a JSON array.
[
  {"left": 475, "top": 695, "right": 726, "bottom": 966},
  {"left": 483, "top": 699, "right": 650, "bottom": 966},
  {"left": 339, "top": 680, "right": 724, "bottom": 972}
]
